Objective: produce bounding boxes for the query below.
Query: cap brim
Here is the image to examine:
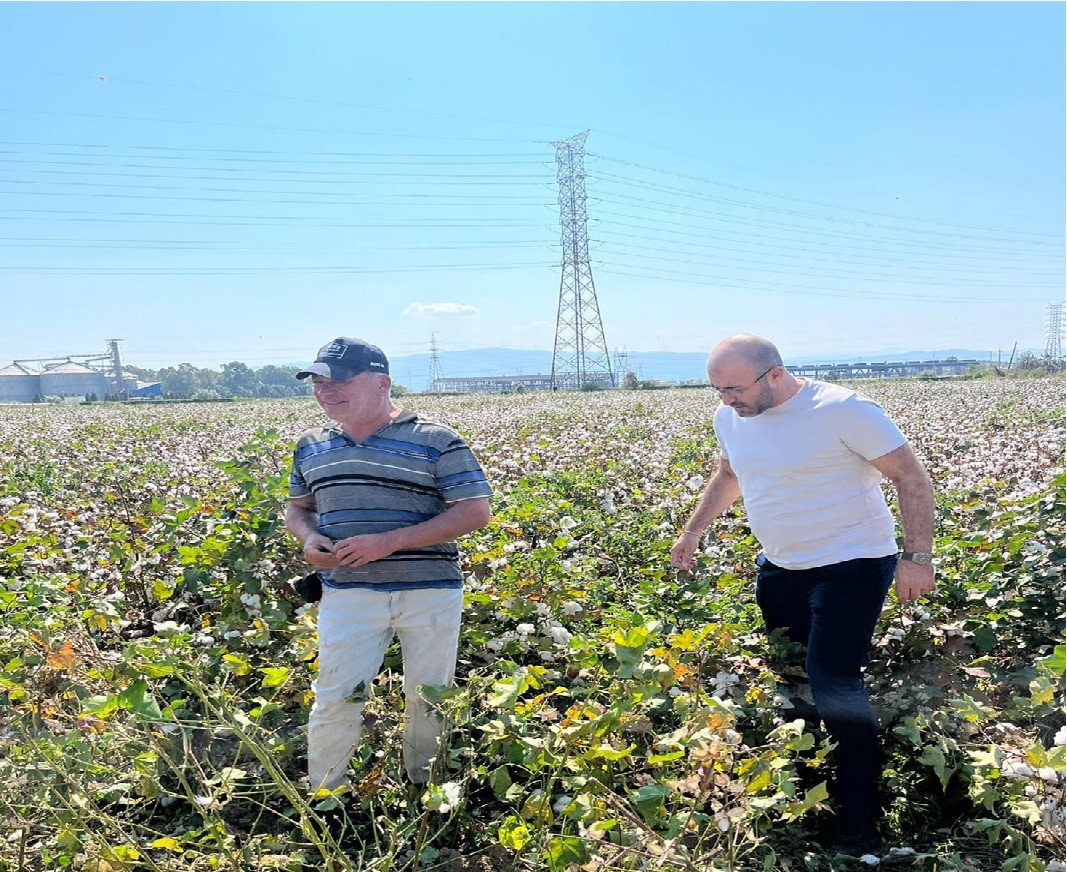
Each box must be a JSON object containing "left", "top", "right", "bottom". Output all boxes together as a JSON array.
[{"left": 295, "top": 362, "right": 361, "bottom": 380}]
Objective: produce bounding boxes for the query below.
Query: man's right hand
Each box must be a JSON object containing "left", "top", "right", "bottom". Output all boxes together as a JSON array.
[
  {"left": 302, "top": 533, "right": 341, "bottom": 569},
  {"left": 670, "top": 532, "right": 701, "bottom": 572}
]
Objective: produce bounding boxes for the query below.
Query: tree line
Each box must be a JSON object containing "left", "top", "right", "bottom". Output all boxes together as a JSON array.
[
  {"left": 127, "top": 362, "right": 413, "bottom": 400},
  {"left": 127, "top": 362, "right": 312, "bottom": 400}
]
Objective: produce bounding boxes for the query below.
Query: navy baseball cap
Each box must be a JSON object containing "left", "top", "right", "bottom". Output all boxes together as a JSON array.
[{"left": 296, "top": 337, "right": 390, "bottom": 380}]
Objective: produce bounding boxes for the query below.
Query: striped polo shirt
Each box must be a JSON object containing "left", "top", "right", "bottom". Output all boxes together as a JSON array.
[{"left": 288, "top": 410, "right": 492, "bottom": 591}]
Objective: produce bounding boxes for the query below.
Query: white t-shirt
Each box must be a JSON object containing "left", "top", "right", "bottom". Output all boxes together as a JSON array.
[{"left": 714, "top": 379, "right": 906, "bottom": 570}]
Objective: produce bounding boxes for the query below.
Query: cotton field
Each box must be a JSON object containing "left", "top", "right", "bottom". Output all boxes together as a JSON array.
[{"left": 0, "top": 376, "right": 1062, "bottom": 872}]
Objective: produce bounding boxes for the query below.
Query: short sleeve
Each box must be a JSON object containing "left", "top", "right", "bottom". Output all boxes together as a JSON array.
[
  {"left": 434, "top": 435, "right": 493, "bottom": 503},
  {"left": 713, "top": 406, "right": 731, "bottom": 461},
  {"left": 288, "top": 448, "right": 311, "bottom": 499},
  {"left": 837, "top": 395, "right": 907, "bottom": 461}
]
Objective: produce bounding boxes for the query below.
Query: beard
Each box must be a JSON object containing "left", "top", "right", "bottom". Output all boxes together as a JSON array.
[{"left": 727, "top": 382, "right": 777, "bottom": 417}]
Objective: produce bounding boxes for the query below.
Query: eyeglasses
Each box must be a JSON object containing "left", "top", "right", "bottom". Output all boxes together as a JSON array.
[{"left": 710, "top": 366, "right": 777, "bottom": 397}]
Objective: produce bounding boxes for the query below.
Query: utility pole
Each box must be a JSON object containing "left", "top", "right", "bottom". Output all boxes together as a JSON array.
[{"left": 550, "top": 131, "right": 613, "bottom": 391}]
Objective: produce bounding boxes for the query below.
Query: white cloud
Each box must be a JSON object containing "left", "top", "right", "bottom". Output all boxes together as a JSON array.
[{"left": 402, "top": 302, "right": 481, "bottom": 318}]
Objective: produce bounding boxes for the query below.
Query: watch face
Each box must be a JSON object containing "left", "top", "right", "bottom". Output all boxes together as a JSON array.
[{"left": 903, "top": 552, "right": 933, "bottom": 565}]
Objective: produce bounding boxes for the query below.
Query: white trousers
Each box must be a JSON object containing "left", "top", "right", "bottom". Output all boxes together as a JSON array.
[{"left": 307, "top": 585, "right": 462, "bottom": 791}]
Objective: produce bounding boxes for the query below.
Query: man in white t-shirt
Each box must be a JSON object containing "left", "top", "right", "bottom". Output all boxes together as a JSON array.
[{"left": 670, "top": 334, "right": 935, "bottom": 858}]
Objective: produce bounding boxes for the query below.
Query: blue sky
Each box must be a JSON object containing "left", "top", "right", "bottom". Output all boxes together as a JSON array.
[{"left": 1, "top": 2, "right": 1063, "bottom": 371}]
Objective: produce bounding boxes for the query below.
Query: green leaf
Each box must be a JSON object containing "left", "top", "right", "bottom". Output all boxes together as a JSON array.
[
  {"left": 893, "top": 717, "right": 922, "bottom": 746},
  {"left": 783, "top": 781, "right": 829, "bottom": 821},
  {"left": 1023, "top": 743, "right": 1048, "bottom": 768},
  {"left": 56, "top": 828, "right": 82, "bottom": 853},
  {"left": 151, "top": 578, "right": 175, "bottom": 601},
  {"left": 110, "top": 845, "right": 141, "bottom": 862},
  {"left": 968, "top": 746, "right": 1002, "bottom": 770},
  {"left": 150, "top": 837, "right": 183, "bottom": 852},
  {"left": 216, "top": 767, "right": 247, "bottom": 785},
  {"left": 488, "top": 765, "right": 512, "bottom": 799},
  {"left": 950, "top": 695, "right": 992, "bottom": 723},
  {"left": 744, "top": 765, "right": 773, "bottom": 794},
  {"left": 83, "top": 694, "right": 120, "bottom": 717},
  {"left": 589, "top": 743, "right": 634, "bottom": 761},
  {"left": 222, "top": 652, "right": 251, "bottom": 676},
  {"left": 630, "top": 784, "right": 670, "bottom": 823},
  {"left": 137, "top": 661, "right": 176, "bottom": 679},
  {"left": 1035, "top": 644, "right": 1065, "bottom": 678},
  {"left": 669, "top": 628, "right": 703, "bottom": 652},
  {"left": 1009, "top": 799, "right": 1042, "bottom": 825},
  {"left": 1029, "top": 676, "right": 1056, "bottom": 707},
  {"left": 488, "top": 671, "right": 528, "bottom": 709},
  {"left": 647, "top": 750, "right": 685, "bottom": 765},
  {"left": 972, "top": 625, "right": 997, "bottom": 652},
  {"left": 613, "top": 626, "right": 651, "bottom": 650},
  {"left": 783, "top": 731, "right": 815, "bottom": 753},
  {"left": 919, "top": 744, "right": 949, "bottom": 789},
  {"left": 498, "top": 815, "right": 531, "bottom": 851},
  {"left": 545, "top": 836, "right": 589, "bottom": 871},
  {"left": 118, "top": 680, "right": 162, "bottom": 721},
  {"left": 260, "top": 666, "right": 290, "bottom": 688}
]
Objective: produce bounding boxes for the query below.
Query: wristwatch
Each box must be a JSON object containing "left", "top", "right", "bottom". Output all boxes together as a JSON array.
[{"left": 900, "top": 551, "right": 934, "bottom": 565}]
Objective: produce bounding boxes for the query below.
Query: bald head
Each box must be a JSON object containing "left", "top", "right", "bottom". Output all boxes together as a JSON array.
[
  {"left": 707, "top": 335, "right": 783, "bottom": 373},
  {"left": 706, "top": 335, "right": 797, "bottom": 417}
]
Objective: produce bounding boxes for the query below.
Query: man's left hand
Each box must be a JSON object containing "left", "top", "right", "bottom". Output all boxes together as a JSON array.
[
  {"left": 333, "top": 533, "right": 396, "bottom": 568},
  {"left": 895, "top": 559, "right": 935, "bottom": 602}
]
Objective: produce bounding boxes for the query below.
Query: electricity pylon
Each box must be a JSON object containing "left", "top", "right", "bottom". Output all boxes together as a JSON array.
[{"left": 550, "top": 131, "right": 613, "bottom": 390}]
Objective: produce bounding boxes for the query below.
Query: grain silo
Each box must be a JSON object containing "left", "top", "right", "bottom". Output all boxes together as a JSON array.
[
  {"left": 0, "top": 363, "right": 42, "bottom": 403},
  {"left": 39, "top": 362, "right": 109, "bottom": 400}
]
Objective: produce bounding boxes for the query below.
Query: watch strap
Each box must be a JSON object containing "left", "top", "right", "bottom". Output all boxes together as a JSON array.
[{"left": 900, "top": 551, "right": 933, "bottom": 565}]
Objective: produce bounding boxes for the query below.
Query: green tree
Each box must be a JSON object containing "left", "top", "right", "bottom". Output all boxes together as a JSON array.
[
  {"left": 219, "top": 361, "right": 256, "bottom": 398},
  {"left": 158, "top": 362, "right": 202, "bottom": 398},
  {"left": 255, "top": 365, "right": 306, "bottom": 397}
]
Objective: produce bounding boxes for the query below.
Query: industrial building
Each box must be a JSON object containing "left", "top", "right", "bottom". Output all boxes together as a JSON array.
[
  {"left": 433, "top": 373, "right": 555, "bottom": 394},
  {"left": 0, "top": 360, "right": 160, "bottom": 403},
  {"left": 0, "top": 339, "right": 161, "bottom": 403},
  {"left": 0, "top": 363, "right": 41, "bottom": 403}
]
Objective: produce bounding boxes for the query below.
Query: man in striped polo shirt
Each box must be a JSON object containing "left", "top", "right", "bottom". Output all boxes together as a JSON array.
[{"left": 286, "top": 337, "right": 492, "bottom": 791}]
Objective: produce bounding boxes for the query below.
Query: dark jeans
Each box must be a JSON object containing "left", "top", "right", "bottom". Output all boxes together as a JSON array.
[{"left": 755, "top": 553, "right": 896, "bottom": 838}]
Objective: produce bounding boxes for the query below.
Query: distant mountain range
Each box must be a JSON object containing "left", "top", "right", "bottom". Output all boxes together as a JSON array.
[{"left": 387, "top": 347, "right": 1013, "bottom": 392}]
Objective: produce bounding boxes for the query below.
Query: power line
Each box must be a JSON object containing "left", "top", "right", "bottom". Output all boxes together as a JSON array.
[
  {"left": 589, "top": 152, "right": 1062, "bottom": 239},
  {"left": 0, "top": 142, "right": 548, "bottom": 162},
  {"left": 0, "top": 189, "right": 553, "bottom": 205},
  {"left": 0, "top": 67, "right": 581, "bottom": 133},
  {"left": 596, "top": 243, "right": 1061, "bottom": 284},
  {"left": 0, "top": 208, "right": 548, "bottom": 225},
  {"left": 596, "top": 264, "right": 1049, "bottom": 304},
  {"left": 0, "top": 261, "right": 558, "bottom": 277},
  {"left": 595, "top": 222, "right": 1062, "bottom": 266},
  {"left": 0, "top": 107, "right": 549, "bottom": 144},
  {"left": 595, "top": 191, "right": 1062, "bottom": 247},
  {"left": 595, "top": 212, "right": 1061, "bottom": 259}
]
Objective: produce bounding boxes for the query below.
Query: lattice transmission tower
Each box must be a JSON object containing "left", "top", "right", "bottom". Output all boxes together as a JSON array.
[
  {"left": 550, "top": 132, "right": 613, "bottom": 390},
  {"left": 427, "top": 333, "right": 443, "bottom": 392},
  {"left": 1043, "top": 302, "right": 1064, "bottom": 364}
]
